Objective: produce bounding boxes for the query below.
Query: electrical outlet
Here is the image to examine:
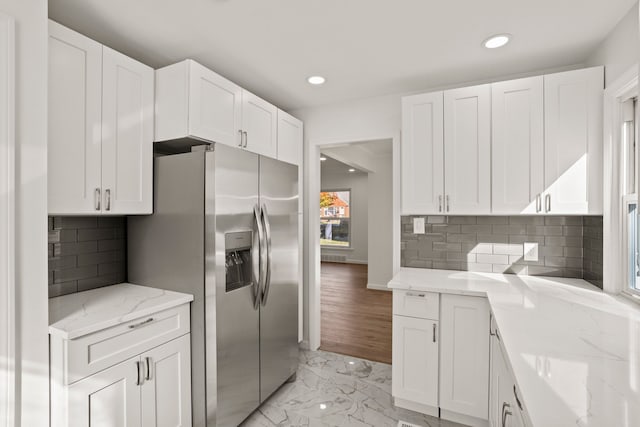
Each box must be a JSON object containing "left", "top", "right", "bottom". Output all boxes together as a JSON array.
[
  {"left": 524, "top": 242, "right": 539, "bottom": 261},
  {"left": 413, "top": 217, "right": 425, "bottom": 234}
]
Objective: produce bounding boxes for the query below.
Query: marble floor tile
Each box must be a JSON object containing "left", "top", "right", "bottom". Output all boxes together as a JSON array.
[{"left": 241, "top": 349, "right": 466, "bottom": 427}]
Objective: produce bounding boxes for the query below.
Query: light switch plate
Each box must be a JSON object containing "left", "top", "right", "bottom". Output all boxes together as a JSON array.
[
  {"left": 413, "top": 217, "right": 425, "bottom": 234},
  {"left": 524, "top": 242, "right": 539, "bottom": 261}
]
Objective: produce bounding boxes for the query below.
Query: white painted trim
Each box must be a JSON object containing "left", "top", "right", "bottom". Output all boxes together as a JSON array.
[
  {"left": 366, "top": 283, "right": 391, "bottom": 291},
  {"left": 306, "top": 133, "right": 401, "bottom": 351},
  {"left": 440, "top": 409, "right": 489, "bottom": 427},
  {"left": 0, "top": 13, "right": 15, "bottom": 427},
  {"left": 603, "top": 65, "right": 638, "bottom": 294},
  {"left": 393, "top": 397, "right": 439, "bottom": 417}
]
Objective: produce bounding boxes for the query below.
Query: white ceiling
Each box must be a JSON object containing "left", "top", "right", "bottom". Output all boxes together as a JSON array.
[
  {"left": 49, "top": 0, "right": 636, "bottom": 110},
  {"left": 320, "top": 155, "right": 366, "bottom": 175}
]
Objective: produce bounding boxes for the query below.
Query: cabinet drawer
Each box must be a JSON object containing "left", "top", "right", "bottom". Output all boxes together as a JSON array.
[
  {"left": 63, "top": 304, "right": 190, "bottom": 385},
  {"left": 393, "top": 290, "right": 439, "bottom": 320}
]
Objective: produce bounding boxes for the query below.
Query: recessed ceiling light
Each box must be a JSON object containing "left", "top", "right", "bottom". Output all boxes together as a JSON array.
[
  {"left": 320, "top": 156, "right": 327, "bottom": 161},
  {"left": 348, "top": 168, "right": 355, "bottom": 173},
  {"left": 483, "top": 34, "right": 511, "bottom": 49},
  {"left": 307, "top": 76, "right": 326, "bottom": 85}
]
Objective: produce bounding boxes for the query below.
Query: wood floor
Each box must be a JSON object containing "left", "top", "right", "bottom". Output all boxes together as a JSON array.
[{"left": 320, "top": 262, "right": 392, "bottom": 364}]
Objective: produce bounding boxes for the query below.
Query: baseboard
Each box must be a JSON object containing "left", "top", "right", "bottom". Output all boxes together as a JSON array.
[
  {"left": 393, "top": 398, "right": 439, "bottom": 418},
  {"left": 366, "top": 283, "right": 391, "bottom": 291},
  {"left": 440, "top": 409, "right": 489, "bottom": 427},
  {"left": 347, "top": 259, "right": 368, "bottom": 265},
  {"left": 299, "top": 340, "right": 310, "bottom": 350}
]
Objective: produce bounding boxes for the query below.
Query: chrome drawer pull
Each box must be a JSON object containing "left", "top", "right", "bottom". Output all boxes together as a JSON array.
[
  {"left": 406, "top": 292, "right": 426, "bottom": 298},
  {"left": 513, "top": 385, "right": 523, "bottom": 410},
  {"left": 128, "top": 317, "right": 154, "bottom": 329}
]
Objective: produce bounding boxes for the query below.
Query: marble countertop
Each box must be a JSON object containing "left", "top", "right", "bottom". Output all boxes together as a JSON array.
[
  {"left": 388, "top": 268, "right": 640, "bottom": 427},
  {"left": 49, "top": 283, "right": 194, "bottom": 340}
]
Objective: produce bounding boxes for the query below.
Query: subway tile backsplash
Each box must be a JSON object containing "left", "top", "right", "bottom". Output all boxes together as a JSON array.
[
  {"left": 401, "top": 215, "right": 604, "bottom": 288},
  {"left": 48, "top": 216, "right": 127, "bottom": 298}
]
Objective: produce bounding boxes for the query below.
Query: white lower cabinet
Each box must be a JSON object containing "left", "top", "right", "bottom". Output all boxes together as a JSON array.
[
  {"left": 392, "top": 315, "right": 439, "bottom": 410},
  {"left": 489, "top": 316, "right": 528, "bottom": 427},
  {"left": 51, "top": 304, "right": 192, "bottom": 427},
  {"left": 439, "top": 294, "right": 490, "bottom": 423},
  {"left": 392, "top": 291, "right": 491, "bottom": 425}
]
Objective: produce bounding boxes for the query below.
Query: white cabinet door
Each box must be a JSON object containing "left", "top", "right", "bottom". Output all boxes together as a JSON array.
[
  {"left": 68, "top": 356, "right": 141, "bottom": 427},
  {"left": 444, "top": 84, "right": 491, "bottom": 214},
  {"left": 492, "top": 77, "right": 544, "bottom": 215},
  {"left": 401, "top": 92, "right": 444, "bottom": 214},
  {"left": 544, "top": 67, "right": 603, "bottom": 214},
  {"left": 101, "top": 46, "right": 154, "bottom": 215},
  {"left": 48, "top": 20, "right": 102, "bottom": 215},
  {"left": 141, "top": 335, "right": 192, "bottom": 427},
  {"left": 242, "top": 90, "right": 278, "bottom": 158},
  {"left": 440, "top": 295, "right": 490, "bottom": 420},
  {"left": 188, "top": 60, "right": 243, "bottom": 148},
  {"left": 277, "top": 109, "right": 303, "bottom": 166},
  {"left": 392, "top": 315, "right": 439, "bottom": 407}
]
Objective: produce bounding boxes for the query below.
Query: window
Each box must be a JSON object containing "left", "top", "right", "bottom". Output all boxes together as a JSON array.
[
  {"left": 622, "top": 98, "right": 639, "bottom": 296},
  {"left": 320, "top": 190, "right": 351, "bottom": 247}
]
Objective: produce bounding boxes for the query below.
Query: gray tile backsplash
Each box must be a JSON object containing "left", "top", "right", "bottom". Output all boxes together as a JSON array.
[
  {"left": 401, "top": 215, "right": 604, "bottom": 288},
  {"left": 48, "top": 216, "right": 127, "bottom": 298},
  {"left": 583, "top": 216, "right": 604, "bottom": 289}
]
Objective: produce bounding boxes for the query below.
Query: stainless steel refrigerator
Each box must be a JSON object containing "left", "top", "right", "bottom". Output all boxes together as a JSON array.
[{"left": 128, "top": 144, "right": 299, "bottom": 427}]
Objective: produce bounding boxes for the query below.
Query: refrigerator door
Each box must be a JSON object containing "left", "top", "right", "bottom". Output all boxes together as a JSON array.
[
  {"left": 258, "top": 156, "right": 299, "bottom": 402},
  {"left": 207, "top": 144, "right": 261, "bottom": 426}
]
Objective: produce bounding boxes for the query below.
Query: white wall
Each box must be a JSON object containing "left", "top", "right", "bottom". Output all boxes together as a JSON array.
[
  {"left": 321, "top": 171, "right": 369, "bottom": 264},
  {"left": 0, "top": 1, "right": 48, "bottom": 426},
  {"left": 367, "top": 153, "right": 394, "bottom": 288},
  {"left": 586, "top": 3, "right": 639, "bottom": 88}
]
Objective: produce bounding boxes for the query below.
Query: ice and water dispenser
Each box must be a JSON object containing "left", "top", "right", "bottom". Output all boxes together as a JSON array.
[{"left": 225, "top": 231, "right": 253, "bottom": 292}]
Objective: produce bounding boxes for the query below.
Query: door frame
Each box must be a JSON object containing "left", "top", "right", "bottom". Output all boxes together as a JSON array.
[
  {"left": 305, "top": 132, "right": 401, "bottom": 350},
  {"left": 0, "top": 12, "right": 15, "bottom": 427}
]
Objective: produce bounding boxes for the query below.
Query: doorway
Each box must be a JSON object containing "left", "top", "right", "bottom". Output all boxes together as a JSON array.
[{"left": 317, "top": 140, "right": 394, "bottom": 363}]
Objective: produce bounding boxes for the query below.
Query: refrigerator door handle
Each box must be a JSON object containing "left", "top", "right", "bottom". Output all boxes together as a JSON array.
[
  {"left": 260, "top": 204, "right": 272, "bottom": 306},
  {"left": 253, "top": 204, "right": 266, "bottom": 310}
]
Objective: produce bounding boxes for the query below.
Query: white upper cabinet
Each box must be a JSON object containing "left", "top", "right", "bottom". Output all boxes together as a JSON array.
[
  {"left": 48, "top": 21, "right": 103, "bottom": 214},
  {"left": 277, "top": 109, "right": 303, "bottom": 166},
  {"left": 155, "top": 59, "right": 287, "bottom": 161},
  {"left": 544, "top": 67, "right": 604, "bottom": 214},
  {"left": 492, "top": 76, "right": 544, "bottom": 214},
  {"left": 242, "top": 90, "right": 277, "bottom": 158},
  {"left": 439, "top": 294, "right": 490, "bottom": 421},
  {"left": 48, "top": 21, "right": 153, "bottom": 215},
  {"left": 155, "top": 60, "right": 242, "bottom": 148},
  {"left": 401, "top": 66, "right": 603, "bottom": 216},
  {"left": 444, "top": 84, "right": 491, "bottom": 214},
  {"left": 401, "top": 92, "right": 445, "bottom": 215},
  {"left": 101, "top": 46, "right": 154, "bottom": 215}
]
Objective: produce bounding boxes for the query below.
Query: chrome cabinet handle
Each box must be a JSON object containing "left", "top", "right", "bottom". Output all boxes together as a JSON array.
[
  {"left": 238, "top": 129, "right": 243, "bottom": 147},
  {"left": 438, "top": 195, "right": 442, "bottom": 212},
  {"left": 260, "top": 204, "right": 272, "bottom": 306},
  {"left": 545, "top": 194, "right": 551, "bottom": 213},
  {"left": 536, "top": 194, "right": 541, "bottom": 213},
  {"left": 135, "top": 361, "right": 144, "bottom": 386},
  {"left": 128, "top": 317, "right": 154, "bottom": 329},
  {"left": 95, "top": 188, "right": 101, "bottom": 211},
  {"left": 253, "top": 205, "right": 266, "bottom": 310},
  {"left": 496, "top": 329, "right": 501, "bottom": 341},
  {"left": 105, "top": 189, "right": 111, "bottom": 211},
  {"left": 406, "top": 292, "right": 426, "bottom": 298},
  {"left": 432, "top": 323, "right": 437, "bottom": 343},
  {"left": 513, "top": 385, "right": 523, "bottom": 410},
  {"left": 243, "top": 131, "right": 248, "bottom": 148},
  {"left": 145, "top": 357, "right": 152, "bottom": 381},
  {"left": 502, "top": 402, "right": 512, "bottom": 427},
  {"left": 489, "top": 313, "right": 496, "bottom": 336},
  {"left": 446, "top": 195, "right": 450, "bottom": 212}
]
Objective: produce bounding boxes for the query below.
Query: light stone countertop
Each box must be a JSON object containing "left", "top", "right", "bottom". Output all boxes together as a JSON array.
[
  {"left": 49, "top": 283, "right": 193, "bottom": 339},
  {"left": 388, "top": 268, "right": 640, "bottom": 427}
]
